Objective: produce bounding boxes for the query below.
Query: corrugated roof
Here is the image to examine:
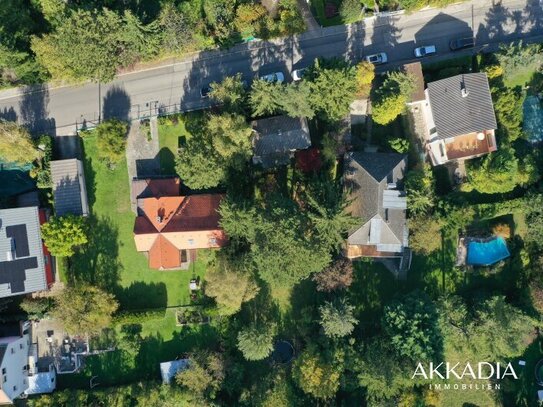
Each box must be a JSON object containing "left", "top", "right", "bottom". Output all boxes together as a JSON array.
[
  {"left": 50, "top": 159, "right": 89, "bottom": 217},
  {"left": 0, "top": 207, "right": 47, "bottom": 298},
  {"left": 427, "top": 73, "right": 497, "bottom": 140},
  {"left": 252, "top": 116, "right": 311, "bottom": 168}
]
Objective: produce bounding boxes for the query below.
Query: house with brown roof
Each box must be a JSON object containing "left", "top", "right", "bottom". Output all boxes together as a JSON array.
[
  {"left": 420, "top": 73, "right": 498, "bottom": 166},
  {"left": 132, "top": 178, "right": 227, "bottom": 270}
]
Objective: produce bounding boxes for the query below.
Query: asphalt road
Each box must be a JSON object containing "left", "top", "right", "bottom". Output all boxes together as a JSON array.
[{"left": 0, "top": 0, "right": 541, "bottom": 135}]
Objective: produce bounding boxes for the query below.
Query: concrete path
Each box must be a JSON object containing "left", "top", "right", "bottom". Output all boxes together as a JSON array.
[
  {"left": 126, "top": 121, "right": 160, "bottom": 209},
  {"left": 297, "top": 0, "right": 320, "bottom": 31}
]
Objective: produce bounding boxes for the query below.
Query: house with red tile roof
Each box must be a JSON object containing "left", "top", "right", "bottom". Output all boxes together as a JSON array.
[{"left": 132, "top": 178, "right": 227, "bottom": 270}]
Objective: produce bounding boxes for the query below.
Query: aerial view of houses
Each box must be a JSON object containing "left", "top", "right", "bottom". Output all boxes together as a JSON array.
[{"left": 0, "top": 0, "right": 542, "bottom": 406}]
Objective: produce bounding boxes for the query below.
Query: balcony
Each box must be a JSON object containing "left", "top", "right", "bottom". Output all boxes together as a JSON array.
[{"left": 428, "top": 130, "right": 497, "bottom": 165}]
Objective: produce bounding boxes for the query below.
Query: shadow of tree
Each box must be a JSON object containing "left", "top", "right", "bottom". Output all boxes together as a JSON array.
[
  {"left": 19, "top": 84, "right": 56, "bottom": 136},
  {"left": 115, "top": 281, "right": 168, "bottom": 310},
  {"left": 0, "top": 107, "right": 17, "bottom": 121},
  {"left": 103, "top": 85, "right": 131, "bottom": 122},
  {"left": 69, "top": 216, "right": 122, "bottom": 291}
]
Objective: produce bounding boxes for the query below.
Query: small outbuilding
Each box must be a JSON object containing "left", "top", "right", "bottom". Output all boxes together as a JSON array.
[
  {"left": 50, "top": 159, "right": 89, "bottom": 217},
  {"left": 160, "top": 359, "right": 190, "bottom": 384}
]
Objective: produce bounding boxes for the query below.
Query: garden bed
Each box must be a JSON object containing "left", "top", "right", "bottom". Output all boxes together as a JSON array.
[{"left": 176, "top": 307, "right": 210, "bottom": 326}]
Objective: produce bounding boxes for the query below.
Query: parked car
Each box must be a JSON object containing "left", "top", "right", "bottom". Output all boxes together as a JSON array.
[
  {"left": 449, "top": 37, "right": 475, "bottom": 51},
  {"left": 200, "top": 84, "right": 212, "bottom": 98},
  {"left": 292, "top": 68, "right": 307, "bottom": 81},
  {"left": 414, "top": 45, "right": 436, "bottom": 58},
  {"left": 260, "top": 72, "right": 285, "bottom": 83},
  {"left": 365, "top": 52, "right": 388, "bottom": 65}
]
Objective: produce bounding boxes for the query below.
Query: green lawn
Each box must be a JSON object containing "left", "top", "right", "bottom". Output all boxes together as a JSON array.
[
  {"left": 157, "top": 114, "right": 196, "bottom": 175},
  {"left": 72, "top": 134, "right": 206, "bottom": 310}
]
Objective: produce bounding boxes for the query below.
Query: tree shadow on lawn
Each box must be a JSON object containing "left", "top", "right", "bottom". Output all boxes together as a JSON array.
[
  {"left": 158, "top": 146, "right": 176, "bottom": 176},
  {"left": 115, "top": 281, "right": 168, "bottom": 311},
  {"left": 79, "top": 138, "right": 97, "bottom": 209},
  {"left": 69, "top": 216, "right": 121, "bottom": 291}
]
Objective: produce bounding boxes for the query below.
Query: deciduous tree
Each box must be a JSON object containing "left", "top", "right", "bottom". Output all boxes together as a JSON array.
[
  {"left": 355, "top": 60, "right": 375, "bottom": 96},
  {"left": 313, "top": 258, "right": 354, "bottom": 292},
  {"left": 0, "top": 120, "right": 39, "bottom": 164},
  {"left": 53, "top": 285, "right": 119, "bottom": 335},
  {"left": 176, "top": 138, "right": 226, "bottom": 189},
  {"left": 41, "top": 215, "right": 88, "bottom": 257},
  {"left": 176, "top": 352, "right": 225, "bottom": 400},
  {"left": 292, "top": 347, "right": 340, "bottom": 399},
  {"left": 95, "top": 119, "right": 127, "bottom": 168}
]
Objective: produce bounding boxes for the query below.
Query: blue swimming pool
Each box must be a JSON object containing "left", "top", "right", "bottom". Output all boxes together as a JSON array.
[
  {"left": 466, "top": 237, "right": 510, "bottom": 266},
  {"left": 523, "top": 95, "right": 543, "bottom": 143}
]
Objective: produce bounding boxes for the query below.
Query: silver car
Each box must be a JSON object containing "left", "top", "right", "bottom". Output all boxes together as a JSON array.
[
  {"left": 365, "top": 53, "right": 388, "bottom": 65},
  {"left": 414, "top": 45, "right": 436, "bottom": 58}
]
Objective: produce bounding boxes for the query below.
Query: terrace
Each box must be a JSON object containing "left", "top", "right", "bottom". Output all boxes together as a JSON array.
[{"left": 427, "top": 130, "right": 497, "bottom": 166}]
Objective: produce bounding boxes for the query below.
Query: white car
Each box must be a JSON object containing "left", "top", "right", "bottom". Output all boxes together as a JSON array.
[
  {"left": 365, "top": 53, "right": 388, "bottom": 65},
  {"left": 292, "top": 68, "right": 307, "bottom": 81},
  {"left": 260, "top": 72, "right": 285, "bottom": 83},
  {"left": 414, "top": 45, "right": 437, "bottom": 58}
]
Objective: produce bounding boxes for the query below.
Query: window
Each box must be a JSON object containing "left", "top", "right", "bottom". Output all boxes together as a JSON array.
[
  {"left": 44, "top": 255, "right": 49, "bottom": 265},
  {"left": 19, "top": 343, "right": 23, "bottom": 350},
  {"left": 2, "top": 375, "right": 7, "bottom": 383},
  {"left": 1, "top": 368, "right": 5, "bottom": 375},
  {"left": 13, "top": 385, "right": 16, "bottom": 391},
  {"left": 10, "top": 348, "right": 14, "bottom": 354}
]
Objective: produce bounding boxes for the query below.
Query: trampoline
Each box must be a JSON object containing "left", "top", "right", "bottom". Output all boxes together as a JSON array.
[
  {"left": 271, "top": 341, "right": 294, "bottom": 364},
  {"left": 466, "top": 236, "right": 510, "bottom": 266}
]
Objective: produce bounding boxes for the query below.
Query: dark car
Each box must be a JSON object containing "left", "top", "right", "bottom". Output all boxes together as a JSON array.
[
  {"left": 200, "top": 84, "right": 212, "bottom": 98},
  {"left": 449, "top": 37, "right": 475, "bottom": 51}
]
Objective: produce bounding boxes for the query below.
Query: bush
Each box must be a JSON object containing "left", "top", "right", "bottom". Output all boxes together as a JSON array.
[
  {"left": 95, "top": 119, "right": 128, "bottom": 168},
  {"left": 340, "top": 0, "right": 363, "bottom": 23},
  {"left": 112, "top": 309, "right": 166, "bottom": 325}
]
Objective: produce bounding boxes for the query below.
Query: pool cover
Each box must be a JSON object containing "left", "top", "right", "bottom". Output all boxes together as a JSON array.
[{"left": 467, "top": 237, "right": 510, "bottom": 266}]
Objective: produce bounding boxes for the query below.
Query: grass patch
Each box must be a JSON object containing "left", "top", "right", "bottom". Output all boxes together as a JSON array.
[
  {"left": 504, "top": 64, "right": 540, "bottom": 88},
  {"left": 72, "top": 134, "right": 207, "bottom": 310},
  {"left": 157, "top": 115, "right": 193, "bottom": 175}
]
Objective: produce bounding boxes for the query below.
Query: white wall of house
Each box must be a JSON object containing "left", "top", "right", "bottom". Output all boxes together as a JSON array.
[{"left": 0, "top": 332, "right": 30, "bottom": 404}]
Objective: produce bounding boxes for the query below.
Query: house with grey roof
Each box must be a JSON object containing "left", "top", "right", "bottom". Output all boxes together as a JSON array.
[
  {"left": 0, "top": 207, "right": 50, "bottom": 298},
  {"left": 344, "top": 152, "right": 411, "bottom": 275},
  {"left": 50, "top": 159, "right": 89, "bottom": 217},
  {"left": 421, "top": 73, "right": 498, "bottom": 166},
  {"left": 251, "top": 116, "right": 311, "bottom": 168}
]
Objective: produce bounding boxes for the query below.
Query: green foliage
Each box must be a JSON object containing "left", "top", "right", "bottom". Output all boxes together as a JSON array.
[
  {"left": 32, "top": 9, "right": 157, "bottom": 82},
  {"left": 356, "top": 60, "right": 375, "bottom": 96},
  {"left": 388, "top": 137, "right": 409, "bottom": 153},
  {"left": 237, "top": 323, "right": 275, "bottom": 361},
  {"left": 492, "top": 85, "right": 524, "bottom": 141},
  {"left": 277, "top": 0, "right": 306, "bottom": 35},
  {"left": 464, "top": 147, "right": 539, "bottom": 194},
  {"left": 356, "top": 340, "right": 412, "bottom": 403},
  {"left": 313, "top": 258, "right": 353, "bottom": 292},
  {"left": 175, "top": 113, "right": 251, "bottom": 189},
  {"left": 210, "top": 73, "right": 248, "bottom": 113},
  {"left": 340, "top": 0, "right": 363, "bottom": 23},
  {"left": 112, "top": 309, "right": 166, "bottom": 325},
  {"left": 319, "top": 298, "right": 358, "bottom": 338},
  {"left": 158, "top": 3, "right": 200, "bottom": 55},
  {"left": 176, "top": 352, "right": 225, "bottom": 401},
  {"left": 408, "top": 215, "right": 443, "bottom": 255},
  {"left": 496, "top": 41, "right": 542, "bottom": 87},
  {"left": 235, "top": 3, "right": 268, "bottom": 36},
  {"left": 53, "top": 285, "right": 119, "bottom": 335},
  {"left": 250, "top": 79, "right": 283, "bottom": 116},
  {"left": 292, "top": 347, "right": 341, "bottom": 399},
  {"left": 117, "top": 324, "right": 143, "bottom": 360},
  {"left": 30, "top": 134, "right": 53, "bottom": 189},
  {"left": 405, "top": 163, "right": 435, "bottom": 216},
  {"left": 203, "top": 0, "right": 236, "bottom": 45},
  {"left": 95, "top": 119, "right": 128, "bottom": 168},
  {"left": 525, "top": 195, "right": 543, "bottom": 250},
  {"left": 278, "top": 81, "right": 315, "bottom": 118},
  {"left": 0, "top": 120, "right": 39, "bottom": 164},
  {"left": 372, "top": 71, "right": 415, "bottom": 125},
  {"left": 26, "top": 381, "right": 191, "bottom": 407},
  {"left": 309, "top": 58, "right": 357, "bottom": 121},
  {"left": 205, "top": 254, "right": 259, "bottom": 316},
  {"left": 382, "top": 291, "right": 442, "bottom": 362},
  {"left": 20, "top": 297, "right": 53, "bottom": 320},
  {"left": 41, "top": 215, "right": 88, "bottom": 257}
]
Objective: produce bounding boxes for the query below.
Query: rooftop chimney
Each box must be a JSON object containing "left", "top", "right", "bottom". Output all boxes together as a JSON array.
[{"left": 460, "top": 77, "right": 469, "bottom": 98}]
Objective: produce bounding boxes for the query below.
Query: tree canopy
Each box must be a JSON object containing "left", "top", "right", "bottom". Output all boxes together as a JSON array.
[
  {"left": 95, "top": 119, "right": 128, "bottom": 167},
  {"left": 237, "top": 324, "right": 275, "bottom": 361},
  {"left": 319, "top": 299, "right": 358, "bottom": 338},
  {"left": 41, "top": 215, "right": 88, "bottom": 257},
  {"left": 0, "top": 120, "right": 39, "bottom": 164}
]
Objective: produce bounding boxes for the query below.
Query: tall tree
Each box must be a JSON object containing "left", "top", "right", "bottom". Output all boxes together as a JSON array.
[
  {"left": 95, "top": 119, "right": 128, "bottom": 168},
  {"left": 0, "top": 120, "right": 39, "bottom": 164},
  {"left": 382, "top": 291, "right": 442, "bottom": 362},
  {"left": 371, "top": 71, "right": 415, "bottom": 125},
  {"left": 53, "top": 285, "right": 119, "bottom": 335},
  {"left": 250, "top": 79, "right": 282, "bottom": 116},
  {"left": 313, "top": 258, "right": 354, "bottom": 292},
  {"left": 237, "top": 324, "right": 275, "bottom": 361},
  {"left": 278, "top": 82, "right": 315, "bottom": 118},
  {"left": 292, "top": 347, "right": 341, "bottom": 400},
  {"left": 309, "top": 59, "right": 357, "bottom": 121},
  {"left": 355, "top": 60, "right": 375, "bottom": 96},
  {"left": 176, "top": 138, "right": 226, "bottom": 189},
  {"left": 207, "top": 113, "right": 252, "bottom": 164},
  {"left": 176, "top": 352, "right": 225, "bottom": 401},
  {"left": 32, "top": 9, "right": 155, "bottom": 82},
  {"left": 41, "top": 215, "right": 88, "bottom": 257},
  {"left": 319, "top": 298, "right": 358, "bottom": 338},
  {"left": 205, "top": 254, "right": 259, "bottom": 316},
  {"left": 210, "top": 74, "right": 248, "bottom": 113}
]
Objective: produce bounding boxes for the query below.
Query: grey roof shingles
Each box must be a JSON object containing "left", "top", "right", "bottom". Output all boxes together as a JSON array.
[
  {"left": 252, "top": 116, "right": 311, "bottom": 167},
  {"left": 50, "top": 159, "right": 89, "bottom": 217},
  {"left": 427, "top": 73, "right": 497, "bottom": 140},
  {"left": 344, "top": 152, "right": 407, "bottom": 249},
  {"left": 0, "top": 207, "right": 47, "bottom": 298}
]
